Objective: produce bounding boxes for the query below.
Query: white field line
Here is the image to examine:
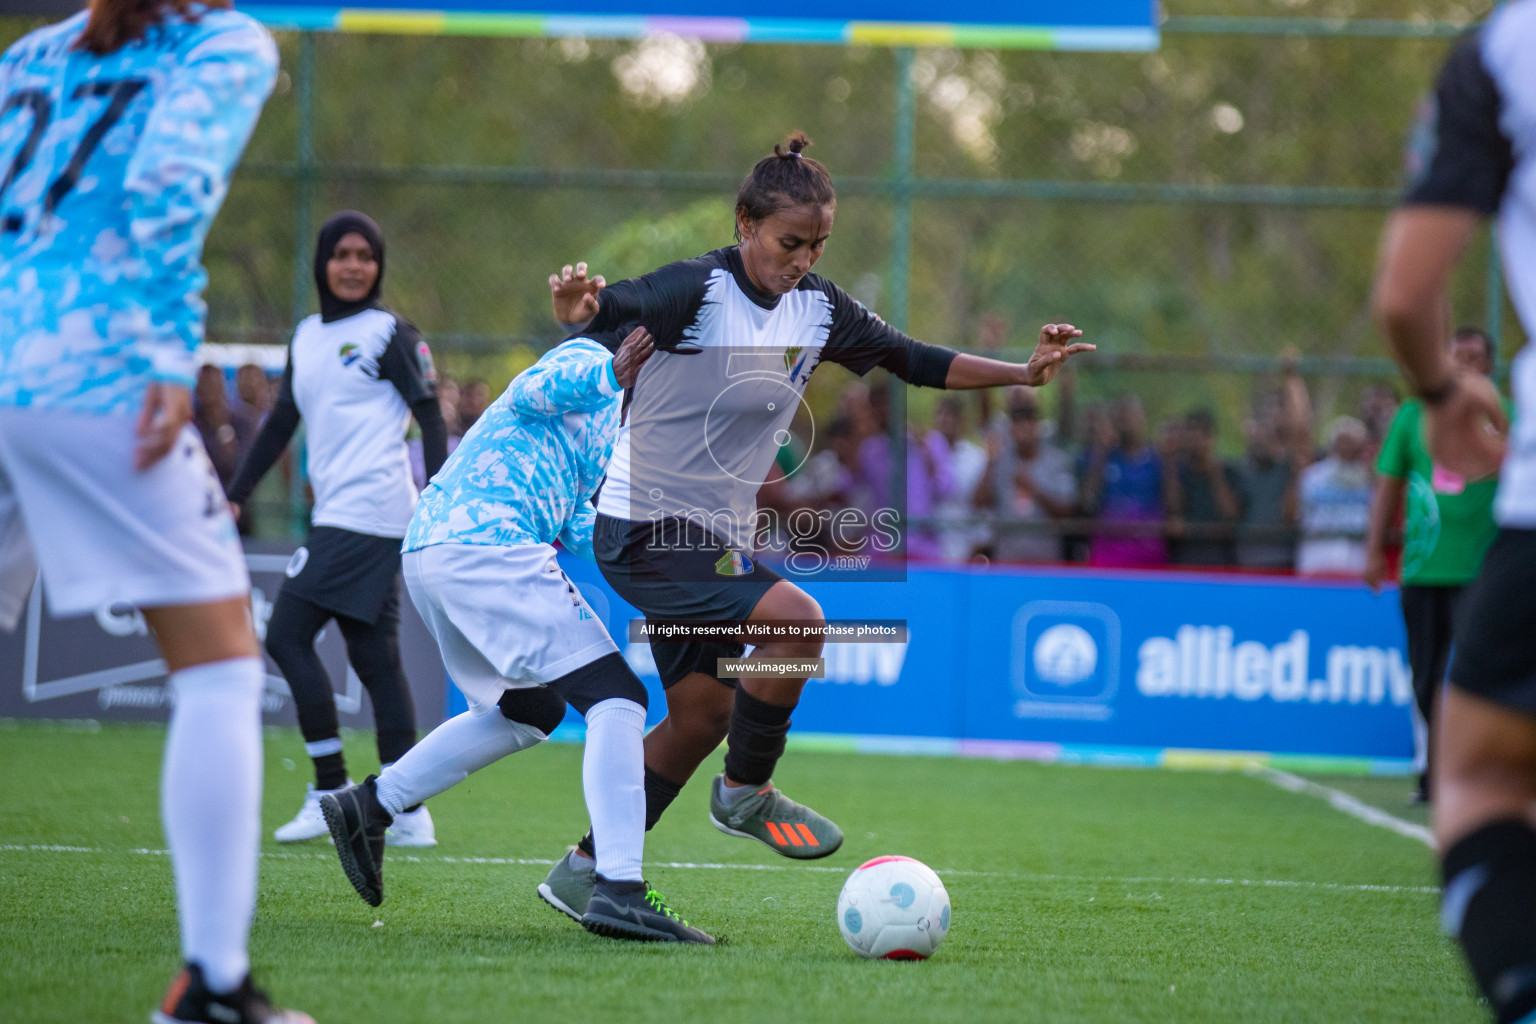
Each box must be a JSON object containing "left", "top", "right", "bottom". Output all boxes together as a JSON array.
[
  {"left": 1250, "top": 766, "right": 1436, "bottom": 849},
  {"left": 0, "top": 842, "right": 1437, "bottom": 895}
]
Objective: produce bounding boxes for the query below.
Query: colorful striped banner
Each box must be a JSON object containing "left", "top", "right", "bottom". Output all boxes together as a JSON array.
[{"left": 242, "top": 5, "right": 1159, "bottom": 49}]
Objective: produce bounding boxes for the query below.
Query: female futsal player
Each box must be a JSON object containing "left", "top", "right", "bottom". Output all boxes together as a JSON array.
[
  {"left": 227, "top": 211, "right": 448, "bottom": 847},
  {"left": 0, "top": 0, "right": 308, "bottom": 1019},
  {"left": 320, "top": 325, "right": 713, "bottom": 943},
  {"left": 536, "top": 131, "right": 1091, "bottom": 920}
]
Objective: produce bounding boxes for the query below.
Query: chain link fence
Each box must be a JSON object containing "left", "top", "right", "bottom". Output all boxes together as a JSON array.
[{"left": 0, "top": 5, "right": 1520, "bottom": 540}]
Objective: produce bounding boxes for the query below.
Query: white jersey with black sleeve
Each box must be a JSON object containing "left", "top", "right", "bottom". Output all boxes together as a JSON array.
[
  {"left": 585, "top": 246, "right": 957, "bottom": 551},
  {"left": 278, "top": 308, "right": 437, "bottom": 537},
  {"left": 1404, "top": 2, "right": 1535, "bottom": 526}
]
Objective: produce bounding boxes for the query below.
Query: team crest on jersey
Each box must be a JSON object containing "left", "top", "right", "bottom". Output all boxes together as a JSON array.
[
  {"left": 339, "top": 342, "right": 361, "bottom": 367},
  {"left": 784, "top": 346, "right": 812, "bottom": 384},
  {"left": 416, "top": 340, "right": 437, "bottom": 383},
  {"left": 714, "top": 550, "right": 754, "bottom": 576}
]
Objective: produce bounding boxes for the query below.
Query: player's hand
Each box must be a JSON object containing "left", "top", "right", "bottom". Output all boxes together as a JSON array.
[
  {"left": 1022, "top": 324, "right": 1094, "bottom": 387},
  {"left": 549, "top": 262, "right": 605, "bottom": 327},
  {"left": 612, "top": 326, "right": 655, "bottom": 388},
  {"left": 1425, "top": 372, "right": 1507, "bottom": 482},
  {"left": 134, "top": 381, "right": 193, "bottom": 471},
  {"left": 1363, "top": 548, "right": 1386, "bottom": 594},
  {"left": 228, "top": 501, "right": 242, "bottom": 522}
]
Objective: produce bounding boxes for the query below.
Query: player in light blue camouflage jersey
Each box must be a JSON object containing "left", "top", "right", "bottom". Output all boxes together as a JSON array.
[
  {"left": 403, "top": 332, "right": 624, "bottom": 557},
  {"left": 0, "top": 3, "right": 304, "bottom": 1022},
  {"left": 0, "top": 3, "right": 277, "bottom": 415},
  {"left": 321, "top": 325, "right": 715, "bottom": 943}
]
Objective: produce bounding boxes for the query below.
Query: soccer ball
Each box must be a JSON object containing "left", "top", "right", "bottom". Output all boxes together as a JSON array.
[{"left": 836, "top": 855, "right": 951, "bottom": 960}]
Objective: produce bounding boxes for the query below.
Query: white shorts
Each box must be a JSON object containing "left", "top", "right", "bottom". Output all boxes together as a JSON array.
[
  {"left": 403, "top": 541, "right": 618, "bottom": 714},
  {"left": 0, "top": 406, "right": 249, "bottom": 630}
]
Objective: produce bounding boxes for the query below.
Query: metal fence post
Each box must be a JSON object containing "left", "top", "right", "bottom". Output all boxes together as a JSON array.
[
  {"left": 1487, "top": 227, "right": 1505, "bottom": 357},
  {"left": 888, "top": 47, "right": 915, "bottom": 549},
  {"left": 289, "top": 30, "right": 316, "bottom": 537}
]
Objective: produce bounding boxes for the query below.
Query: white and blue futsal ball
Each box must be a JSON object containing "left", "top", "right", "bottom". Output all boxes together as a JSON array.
[{"left": 836, "top": 855, "right": 951, "bottom": 960}]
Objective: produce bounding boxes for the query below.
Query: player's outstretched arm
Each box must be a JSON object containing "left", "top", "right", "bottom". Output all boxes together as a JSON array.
[
  {"left": 944, "top": 325, "right": 1095, "bottom": 390},
  {"left": 1373, "top": 207, "right": 1507, "bottom": 479}
]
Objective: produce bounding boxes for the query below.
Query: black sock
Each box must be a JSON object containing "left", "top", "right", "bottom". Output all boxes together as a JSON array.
[
  {"left": 644, "top": 766, "right": 684, "bottom": 830},
  {"left": 577, "top": 767, "right": 688, "bottom": 858},
  {"left": 723, "top": 688, "right": 794, "bottom": 787},
  {"left": 375, "top": 728, "right": 418, "bottom": 768},
  {"left": 313, "top": 752, "right": 347, "bottom": 792},
  {"left": 1442, "top": 819, "right": 1536, "bottom": 1023}
]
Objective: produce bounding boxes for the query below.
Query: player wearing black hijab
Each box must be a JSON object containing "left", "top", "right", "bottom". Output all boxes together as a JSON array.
[{"left": 228, "top": 211, "right": 448, "bottom": 846}]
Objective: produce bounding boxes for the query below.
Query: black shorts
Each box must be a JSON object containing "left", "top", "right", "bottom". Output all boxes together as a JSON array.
[
  {"left": 1450, "top": 529, "right": 1536, "bottom": 717},
  {"left": 594, "top": 514, "right": 782, "bottom": 689},
  {"left": 280, "top": 525, "right": 401, "bottom": 626}
]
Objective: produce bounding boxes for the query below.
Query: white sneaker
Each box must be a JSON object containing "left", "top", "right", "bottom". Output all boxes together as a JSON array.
[
  {"left": 385, "top": 804, "right": 436, "bottom": 847},
  {"left": 273, "top": 782, "right": 352, "bottom": 843}
]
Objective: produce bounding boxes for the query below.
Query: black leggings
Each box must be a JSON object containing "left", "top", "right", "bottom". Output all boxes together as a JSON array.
[{"left": 264, "top": 588, "right": 417, "bottom": 765}]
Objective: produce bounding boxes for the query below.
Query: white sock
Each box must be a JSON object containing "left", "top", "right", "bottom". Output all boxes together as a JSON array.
[
  {"left": 375, "top": 710, "right": 544, "bottom": 817},
  {"left": 163, "top": 657, "right": 264, "bottom": 994},
  {"left": 583, "top": 698, "right": 647, "bottom": 883}
]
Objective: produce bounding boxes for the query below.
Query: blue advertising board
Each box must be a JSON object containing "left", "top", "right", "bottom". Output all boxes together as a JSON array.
[{"left": 510, "top": 558, "right": 1416, "bottom": 775}]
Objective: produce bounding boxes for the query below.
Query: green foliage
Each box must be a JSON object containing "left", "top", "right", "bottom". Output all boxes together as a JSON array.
[
  {"left": 436, "top": 343, "right": 540, "bottom": 393},
  {"left": 0, "top": 1, "right": 1523, "bottom": 437},
  {"left": 0, "top": 724, "right": 1478, "bottom": 1023},
  {"left": 588, "top": 198, "right": 735, "bottom": 283}
]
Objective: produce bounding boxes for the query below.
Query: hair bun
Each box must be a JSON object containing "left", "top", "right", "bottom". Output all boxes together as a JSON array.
[
  {"left": 736, "top": 130, "right": 836, "bottom": 236},
  {"left": 775, "top": 130, "right": 813, "bottom": 159}
]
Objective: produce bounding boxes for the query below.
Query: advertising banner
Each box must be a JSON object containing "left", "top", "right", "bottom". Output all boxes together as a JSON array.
[
  {"left": 0, "top": 541, "right": 446, "bottom": 728},
  {"left": 556, "top": 556, "right": 1417, "bottom": 773},
  {"left": 6, "top": 543, "right": 1414, "bottom": 774}
]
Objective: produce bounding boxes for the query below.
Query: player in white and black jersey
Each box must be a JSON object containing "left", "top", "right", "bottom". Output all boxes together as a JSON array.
[
  {"left": 536, "top": 133, "right": 1091, "bottom": 917},
  {"left": 227, "top": 211, "right": 448, "bottom": 847},
  {"left": 1372, "top": 5, "right": 1536, "bottom": 1021}
]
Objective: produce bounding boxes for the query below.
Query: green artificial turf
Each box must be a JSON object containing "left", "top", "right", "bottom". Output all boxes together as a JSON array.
[{"left": 0, "top": 722, "right": 1480, "bottom": 1023}]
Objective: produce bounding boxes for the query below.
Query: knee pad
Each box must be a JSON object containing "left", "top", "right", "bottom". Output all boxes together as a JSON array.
[
  {"left": 497, "top": 685, "right": 567, "bottom": 736},
  {"left": 547, "top": 653, "right": 649, "bottom": 716}
]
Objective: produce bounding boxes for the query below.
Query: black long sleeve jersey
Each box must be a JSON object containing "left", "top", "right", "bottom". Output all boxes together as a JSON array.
[{"left": 586, "top": 245, "right": 958, "bottom": 550}]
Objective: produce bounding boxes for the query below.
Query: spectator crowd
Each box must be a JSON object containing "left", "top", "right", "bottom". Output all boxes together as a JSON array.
[
  {"left": 755, "top": 330, "right": 1499, "bottom": 576},
  {"left": 195, "top": 327, "right": 1500, "bottom": 578}
]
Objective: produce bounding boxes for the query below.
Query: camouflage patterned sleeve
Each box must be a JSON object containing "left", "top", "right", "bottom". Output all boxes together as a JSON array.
[
  {"left": 123, "top": 19, "right": 278, "bottom": 386},
  {"left": 506, "top": 338, "right": 621, "bottom": 418},
  {"left": 557, "top": 500, "right": 598, "bottom": 561}
]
